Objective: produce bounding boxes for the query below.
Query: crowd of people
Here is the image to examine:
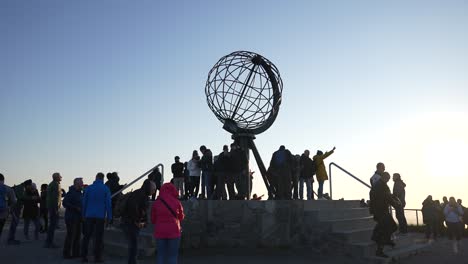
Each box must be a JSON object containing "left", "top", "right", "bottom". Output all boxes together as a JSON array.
[
  {"left": 368, "top": 162, "right": 467, "bottom": 258},
  {"left": 169, "top": 144, "right": 336, "bottom": 201},
  {"left": 0, "top": 172, "right": 184, "bottom": 264}
]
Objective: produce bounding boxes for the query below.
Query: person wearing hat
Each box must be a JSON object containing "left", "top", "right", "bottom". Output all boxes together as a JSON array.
[
  {"left": 171, "top": 156, "right": 185, "bottom": 199},
  {"left": 313, "top": 147, "right": 336, "bottom": 199}
]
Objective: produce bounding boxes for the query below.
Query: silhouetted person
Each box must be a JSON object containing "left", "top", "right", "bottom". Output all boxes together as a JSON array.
[
  {"left": 81, "top": 172, "right": 112, "bottom": 262},
  {"left": 39, "top": 183, "right": 48, "bottom": 233},
  {"left": 62, "top": 178, "right": 83, "bottom": 259},
  {"left": 122, "top": 180, "right": 156, "bottom": 264},
  {"left": 434, "top": 200, "right": 445, "bottom": 237},
  {"left": 183, "top": 162, "right": 190, "bottom": 199},
  {"left": 148, "top": 168, "right": 162, "bottom": 201},
  {"left": 171, "top": 156, "right": 185, "bottom": 199},
  {"left": 187, "top": 150, "right": 201, "bottom": 199},
  {"left": 299, "top": 150, "right": 315, "bottom": 200},
  {"left": 23, "top": 182, "right": 41, "bottom": 240},
  {"left": 370, "top": 162, "right": 385, "bottom": 187},
  {"left": 313, "top": 147, "right": 335, "bottom": 199},
  {"left": 215, "top": 146, "right": 230, "bottom": 200},
  {"left": 458, "top": 199, "right": 468, "bottom": 231},
  {"left": 422, "top": 195, "right": 437, "bottom": 241},
  {"left": 444, "top": 197, "right": 464, "bottom": 253},
  {"left": 270, "top": 145, "right": 293, "bottom": 200},
  {"left": 199, "top": 145, "right": 214, "bottom": 199},
  {"left": 230, "top": 143, "right": 248, "bottom": 199},
  {"left": 392, "top": 173, "right": 407, "bottom": 234},
  {"left": 7, "top": 179, "right": 31, "bottom": 245},
  {"left": 291, "top": 154, "right": 301, "bottom": 200},
  {"left": 44, "top": 172, "right": 62, "bottom": 248},
  {"left": 0, "top": 173, "right": 17, "bottom": 241},
  {"left": 105, "top": 172, "right": 124, "bottom": 213},
  {"left": 369, "top": 172, "right": 400, "bottom": 258}
]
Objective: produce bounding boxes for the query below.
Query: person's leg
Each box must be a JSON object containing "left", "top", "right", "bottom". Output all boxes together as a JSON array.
[
  {"left": 395, "top": 206, "right": 407, "bottom": 233},
  {"left": 226, "top": 174, "right": 236, "bottom": 200},
  {"left": 33, "top": 218, "right": 41, "bottom": 240},
  {"left": 72, "top": 220, "right": 82, "bottom": 257},
  {"left": 299, "top": 178, "right": 304, "bottom": 200},
  {"left": 317, "top": 181, "right": 324, "bottom": 198},
  {"left": 24, "top": 219, "right": 30, "bottom": 239},
  {"left": 157, "top": 239, "right": 168, "bottom": 264},
  {"left": 292, "top": 174, "right": 299, "bottom": 200},
  {"left": 63, "top": 220, "right": 73, "bottom": 257},
  {"left": 0, "top": 217, "right": 5, "bottom": 239},
  {"left": 194, "top": 176, "right": 201, "bottom": 198},
  {"left": 43, "top": 209, "right": 48, "bottom": 233},
  {"left": 7, "top": 207, "right": 20, "bottom": 243},
  {"left": 201, "top": 171, "right": 207, "bottom": 198},
  {"left": 45, "top": 208, "right": 58, "bottom": 246},
  {"left": 206, "top": 171, "right": 213, "bottom": 199},
  {"left": 306, "top": 179, "right": 313, "bottom": 200},
  {"left": 94, "top": 218, "right": 105, "bottom": 261},
  {"left": 124, "top": 222, "right": 139, "bottom": 264},
  {"left": 81, "top": 218, "right": 94, "bottom": 260},
  {"left": 167, "top": 237, "right": 181, "bottom": 264}
]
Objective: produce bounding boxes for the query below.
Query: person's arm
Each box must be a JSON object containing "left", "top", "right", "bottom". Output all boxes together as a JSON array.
[
  {"left": 82, "top": 191, "right": 88, "bottom": 218},
  {"left": 322, "top": 147, "right": 336, "bottom": 159},
  {"left": 63, "top": 193, "right": 71, "bottom": 209},
  {"left": 457, "top": 206, "right": 464, "bottom": 216},
  {"left": 7, "top": 187, "right": 17, "bottom": 207}
]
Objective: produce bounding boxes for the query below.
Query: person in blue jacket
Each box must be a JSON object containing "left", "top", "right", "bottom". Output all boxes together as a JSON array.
[
  {"left": 80, "top": 173, "right": 112, "bottom": 263},
  {"left": 62, "top": 177, "right": 83, "bottom": 259}
]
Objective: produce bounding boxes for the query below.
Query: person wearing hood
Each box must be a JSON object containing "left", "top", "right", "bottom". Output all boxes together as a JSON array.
[
  {"left": 22, "top": 182, "right": 41, "bottom": 240},
  {"left": 422, "top": 195, "right": 437, "bottom": 241},
  {"left": 122, "top": 179, "right": 156, "bottom": 264},
  {"left": 81, "top": 172, "right": 112, "bottom": 262},
  {"left": 8, "top": 179, "right": 32, "bottom": 245},
  {"left": 392, "top": 173, "right": 407, "bottom": 234},
  {"left": 151, "top": 183, "right": 185, "bottom": 264},
  {"left": 62, "top": 178, "right": 83, "bottom": 259},
  {"left": 313, "top": 147, "right": 335, "bottom": 199}
]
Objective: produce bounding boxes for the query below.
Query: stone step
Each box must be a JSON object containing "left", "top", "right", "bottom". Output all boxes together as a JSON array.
[
  {"left": 332, "top": 228, "right": 374, "bottom": 244},
  {"left": 311, "top": 208, "right": 371, "bottom": 221},
  {"left": 366, "top": 243, "right": 430, "bottom": 264},
  {"left": 324, "top": 216, "right": 375, "bottom": 232},
  {"left": 348, "top": 233, "right": 428, "bottom": 258},
  {"left": 303, "top": 200, "right": 361, "bottom": 211}
]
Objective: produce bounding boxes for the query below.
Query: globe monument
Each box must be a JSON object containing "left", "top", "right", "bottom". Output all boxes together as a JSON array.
[{"left": 205, "top": 51, "right": 283, "bottom": 199}]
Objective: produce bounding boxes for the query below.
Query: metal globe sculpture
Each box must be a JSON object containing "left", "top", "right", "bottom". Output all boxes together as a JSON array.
[
  {"left": 205, "top": 51, "right": 283, "bottom": 135},
  {"left": 205, "top": 51, "right": 283, "bottom": 198}
]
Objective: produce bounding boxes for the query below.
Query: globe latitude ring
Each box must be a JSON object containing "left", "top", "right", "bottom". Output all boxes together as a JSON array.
[{"left": 205, "top": 51, "right": 283, "bottom": 135}]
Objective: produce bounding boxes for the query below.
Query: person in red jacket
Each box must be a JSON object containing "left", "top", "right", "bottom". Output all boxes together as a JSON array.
[{"left": 151, "top": 183, "right": 185, "bottom": 264}]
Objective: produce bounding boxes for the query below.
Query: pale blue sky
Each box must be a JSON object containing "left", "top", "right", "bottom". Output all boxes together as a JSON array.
[{"left": 1, "top": 1, "right": 467, "bottom": 208}]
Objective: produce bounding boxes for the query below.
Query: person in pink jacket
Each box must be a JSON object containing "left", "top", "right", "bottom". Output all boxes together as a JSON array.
[{"left": 151, "top": 183, "right": 185, "bottom": 264}]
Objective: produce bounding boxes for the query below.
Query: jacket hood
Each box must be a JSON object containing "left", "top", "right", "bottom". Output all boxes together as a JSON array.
[{"left": 159, "top": 183, "right": 178, "bottom": 199}]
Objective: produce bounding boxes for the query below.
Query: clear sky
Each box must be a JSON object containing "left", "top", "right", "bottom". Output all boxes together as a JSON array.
[{"left": 2, "top": 0, "right": 467, "bottom": 209}]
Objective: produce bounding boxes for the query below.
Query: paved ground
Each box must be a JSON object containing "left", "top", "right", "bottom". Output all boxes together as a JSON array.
[{"left": 1, "top": 225, "right": 468, "bottom": 264}]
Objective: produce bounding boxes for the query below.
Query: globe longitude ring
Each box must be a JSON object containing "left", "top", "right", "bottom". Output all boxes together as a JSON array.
[{"left": 205, "top": 51, "right": 283, "bottom": 135}]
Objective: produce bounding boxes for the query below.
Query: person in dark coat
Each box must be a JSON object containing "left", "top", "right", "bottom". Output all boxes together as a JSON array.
[
  {"left": 122, "top": 179, "right": 156, "bottom": 264},
  {"left": 422, "top": 195, "right": 437, "bottom": 241},
  {"left": 392, "top": 173, "right": 407, "bottom": 234},
  {"left": 230, "top": 143, "right": 248, "bottom": 200},
  {"left": 39, "top": 184, "right": 48, "bottom": 233},
  {"left": 299, "top": 150, "right": 315, "bottom": 200},
  {"left": 62, "top": 178, "right": 83, "bottom": 259},
  {"left": 148, "top": 168, "right": 162, "bottom": 201},
  {"left": 22, "top": 183, "right": 41, "bottom": 240},
  {"left": 105, "top": 172, "right": 124, "bottom": 213},
  {"left": 369, "top": 172, "right": 400, "bottom": 258},
  {"left": 269, "top": 145, "right": 293, "bottom": 200}
]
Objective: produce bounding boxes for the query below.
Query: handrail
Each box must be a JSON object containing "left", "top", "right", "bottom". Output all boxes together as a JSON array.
[
  {"left": 111, "top": 163, "right": 164, "bottom": 198},
  {"left": 328, "top": 162, "right": 371, "bottom": 200}
]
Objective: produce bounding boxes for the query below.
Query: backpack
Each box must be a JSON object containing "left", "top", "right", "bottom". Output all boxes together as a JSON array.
[
  {"left": 273, "top": 151, "right": 287, "bottom": 166},
  {"left": 0, "top": 184, "right": 7, "bottom": 211},
  {"left": 113, "top": 191, "right": 132, "bottom": 218}
]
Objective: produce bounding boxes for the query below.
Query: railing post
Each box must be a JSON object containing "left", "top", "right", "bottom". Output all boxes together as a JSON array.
[
  {"left": 329, "top": 163, "right": 333, "bottom": 200},
  {"left": 416, "top": 210, "right": 419, "bottom": 226}
]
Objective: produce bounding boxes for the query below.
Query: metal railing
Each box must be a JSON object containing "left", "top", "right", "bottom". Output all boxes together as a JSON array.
[
  {"left": 328, "top": 162, "right": 371, "bottom": 200},
  {"left": 328, "top": 162, "right": 423, "bottom": 226},
  {"left": 111, "top": 163, "right": 164, "bottom": 198}
]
